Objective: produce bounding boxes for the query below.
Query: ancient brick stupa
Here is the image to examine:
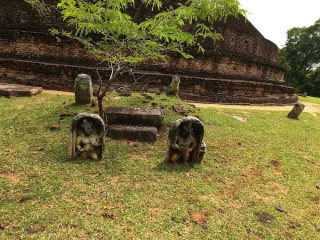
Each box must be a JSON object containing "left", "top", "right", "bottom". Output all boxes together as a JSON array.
[{"left": 0, "top": 0, "right": 297, "bottom": 104}]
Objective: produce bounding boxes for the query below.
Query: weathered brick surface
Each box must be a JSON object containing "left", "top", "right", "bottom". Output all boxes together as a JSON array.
[{"left": 0, "top": 0, "right": 296, "bottom": 104}]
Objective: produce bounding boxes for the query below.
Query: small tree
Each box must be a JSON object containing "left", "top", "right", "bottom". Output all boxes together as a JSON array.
[{"left": 27, "top": 0, "right": 245, "bottom": 117}]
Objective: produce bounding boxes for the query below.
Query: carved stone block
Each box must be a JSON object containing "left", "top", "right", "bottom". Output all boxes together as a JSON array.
[
  {"left": 105, "top": 107, "right": 162, "bottom": 128},
  {"left": 70, "top": 113, "right": 105, "bottom": 160},
  {"left": 107, "top": 125, "right": 157, "bottom": 143}
]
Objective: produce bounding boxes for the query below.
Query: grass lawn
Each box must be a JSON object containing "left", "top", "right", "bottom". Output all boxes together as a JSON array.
[
  {"left": 298, "top": 95, "right": 320, "bottom": 104},
  {"left": 0, "top": 92, "right": 320, "bottom": 239}
]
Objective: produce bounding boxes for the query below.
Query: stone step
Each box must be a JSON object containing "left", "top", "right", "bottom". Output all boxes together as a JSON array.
[
  {"left": 0, "top": 82, "right": 43, "bottom": 97},
  {"left": 105, "top": 107, "right": 162, "bottom": 128},
  {"left": 107, "top": 125, "right": 157, "bottom": 143}
]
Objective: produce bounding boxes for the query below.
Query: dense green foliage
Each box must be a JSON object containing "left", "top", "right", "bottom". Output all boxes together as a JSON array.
[
  {"left": 1, "top": 93, "right": 320, "bottom": 239},
  {"left": 279, "top": 19, "right": 320, "bottom": 96},
  {"left": 26, "top": 0, "right": 245, "bottom": 116}
]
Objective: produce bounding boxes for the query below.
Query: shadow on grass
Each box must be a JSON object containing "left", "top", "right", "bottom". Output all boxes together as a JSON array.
[
  {"left": 153, "top": 159, "right": 192, "bottom": 173},
  {"left": 60, "top": 157, "right": 102, "bottom": 165}
]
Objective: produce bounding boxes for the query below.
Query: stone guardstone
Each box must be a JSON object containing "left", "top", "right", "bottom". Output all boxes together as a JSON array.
[
  {"left": 0, "top": 83, "right": 43, "bottom": 97},
  {"left": 168, "top": 116, "right": 206, "bottom": 165},
  {"left": 70, "top": 113, "right": 105, "bottom": 160},
  {"left": 74, "top": 74, "right": 93, "bottom": 104}
]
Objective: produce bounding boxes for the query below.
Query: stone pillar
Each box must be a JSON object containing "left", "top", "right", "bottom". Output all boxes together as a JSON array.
[
  {"left": 288, "top": 102, "right": 305, "bottom": 119},
  {"left": 74, "top": 74, "right": 93, "bottom": 104}
]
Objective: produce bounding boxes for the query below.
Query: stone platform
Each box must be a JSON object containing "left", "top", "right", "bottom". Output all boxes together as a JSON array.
[
  {"left": 108, "top": 125, "right": 158, "bottom": 143},
  {"left": 105, "top": 107, "right": 162, "bottom": 127},
  {"left": 105, "top": 107, "right": 162, "bottom": 143},
  {"left": 0, "top": 82, "right": 43, "bottom": 97}
]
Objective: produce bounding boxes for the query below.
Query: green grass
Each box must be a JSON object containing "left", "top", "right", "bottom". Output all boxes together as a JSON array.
[
  {"left": 0, "top": 92, "right": 319, "bottom": 239},
  {"left": 298, "top": 95, "right": 320, "bottom": 104}
]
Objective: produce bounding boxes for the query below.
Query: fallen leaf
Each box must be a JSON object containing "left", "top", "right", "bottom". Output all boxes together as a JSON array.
[
  {"left": 27, "top": 224, "right": 45, "bottom": 234},
  {"left": 284, "top": 232, "right": 294, "bottom": 239},
  {"left": 255, "top": 211, "right": 274, "bottom": 224},
  {"left": 190, "top": 212, "right": 207, "bottom": 224},
  {"left": 50, "top": 125, "right": 60, "bottom": 131},
  {"left": 0, "top": 222, "right": 5, "bottom": 230},
  {"left": 276, "top": 206, "right": 285, "bottom": 212},
  {"left": 271, "top": 160, "right": 280, "bottom": 167},
  {"left": 102, "top": 212, "right": 117, "bottom": 220},
  {"left": 148, "top": 208, "right": 159, "bottom": 214},
  {"left": 189, "top": 197, "right": 198, "bottom": 203},
  {"left": 18, "top": 196, "right": 31, "bottom": 203}
]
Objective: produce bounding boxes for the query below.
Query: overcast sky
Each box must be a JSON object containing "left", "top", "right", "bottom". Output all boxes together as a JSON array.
[{"left": 239, "top": 0, "right": 320, "bottom": 48}]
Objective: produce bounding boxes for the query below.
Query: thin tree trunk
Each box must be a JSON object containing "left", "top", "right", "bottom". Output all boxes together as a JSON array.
[{"left": 96, "top": 66, "right": 123, "bottom": 120}]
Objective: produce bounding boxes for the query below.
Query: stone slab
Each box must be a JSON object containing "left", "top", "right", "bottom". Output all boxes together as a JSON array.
[
  {"left": 173, "top": 103, "right": 186, "bottom": 114},
  {"left": 0, "top": 83, "right": 43, "bottom": 97},
  {"left": 107, "top": 125, "right": 157, "bottom": 143},
  {"left": 105, "top": 107, "right": 162, "bottom": 128}
]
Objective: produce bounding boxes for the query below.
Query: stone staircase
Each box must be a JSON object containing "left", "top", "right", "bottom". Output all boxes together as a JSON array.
[{"left": 105, "top": 107, "right": 162, "bottom": 143}]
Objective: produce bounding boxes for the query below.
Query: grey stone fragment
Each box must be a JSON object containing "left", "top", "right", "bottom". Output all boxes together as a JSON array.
[
  {"left": 105, "top": 107, "right": 163, "bottom": 128},
  {"left": 173, "top": 103, "right": 186, "bottom": 114},
  {"left": 70, "top": 113, "right": 105, "bottom": 159},
  {"left": 0, "top": 83, "right": 43, "bottom": 97},
  {"left": 74, "top": 74, "right": 93, "bottom": 105},
  {"left": 107, "top": 125, "right": 157, "bottom": 143},
  {"left": 288, "top": 102, "right": 305, "bottom": 119}
]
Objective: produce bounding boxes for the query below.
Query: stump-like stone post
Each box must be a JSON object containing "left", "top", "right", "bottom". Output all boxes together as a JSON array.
[
  {"left": 70, "top": 113, "right": 105, "bottom": 160},
  {"left": 74, "top": 74, "right": 93, "bottom": 104},
  {"left": 288, "top": 102, "right": 305, "bottom": 119}
]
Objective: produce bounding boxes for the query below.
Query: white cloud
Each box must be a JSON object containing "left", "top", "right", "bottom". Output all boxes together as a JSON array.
[{"left": 239, "top": 0, "right": 320, "bottom": 47}]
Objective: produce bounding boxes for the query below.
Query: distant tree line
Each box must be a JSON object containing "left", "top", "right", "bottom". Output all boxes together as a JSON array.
[{"left": 278, "top": 19, "right": 320, "bottom": 97}]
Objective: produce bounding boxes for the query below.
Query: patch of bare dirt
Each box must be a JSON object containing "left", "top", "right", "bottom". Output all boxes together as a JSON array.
[
  {"left": 0, "top": 172, "right": 22, "bottom": 184},
  {"left": 255, "top": 211, "right": 274, "bottom": 224},
  {"left": 189, "top": 101, "right": 320, "bottom": 113},
  {"left": 43, "top": 90, "right": 74, "bottom": 96}
]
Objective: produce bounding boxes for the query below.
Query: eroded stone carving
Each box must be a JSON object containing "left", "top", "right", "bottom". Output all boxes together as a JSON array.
[
  {"left": 168, "top": 116, "right": 206, "bottom": 165},
  {"left": 167, "top": 75, "right": 180, "bottom": 97},
  {"left": 70, "top": 113, "right": 105, "bottom": 160},
  {"left": 74, "top": 74, "right": 93, "bottom": 105}
]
